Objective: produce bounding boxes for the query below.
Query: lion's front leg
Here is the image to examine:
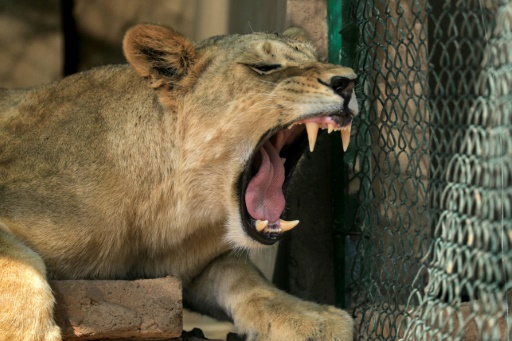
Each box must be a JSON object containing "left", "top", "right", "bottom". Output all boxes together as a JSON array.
[
  {"left": 0, "top": 229, "right": 61, "bottom": 341},
  {"left": 184, "top": 254, "right": 354, "bottom": 341}
]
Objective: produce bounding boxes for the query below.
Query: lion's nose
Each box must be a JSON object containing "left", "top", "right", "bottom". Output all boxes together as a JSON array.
[{"left": 330, "top": 76, "right": 355, "bottom": 98}]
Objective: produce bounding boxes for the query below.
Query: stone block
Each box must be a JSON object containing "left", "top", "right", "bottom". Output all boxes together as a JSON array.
[{"left": 51, "top": 277, "right": 182, "bottom": 340}]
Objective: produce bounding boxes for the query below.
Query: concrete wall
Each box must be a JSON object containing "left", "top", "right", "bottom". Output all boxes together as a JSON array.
[
  {"left": 0, "top": 0, "right": 288, "bottom": 87},
  {"left": 0, "top": 0, "right": 63, "bottom": 88}
]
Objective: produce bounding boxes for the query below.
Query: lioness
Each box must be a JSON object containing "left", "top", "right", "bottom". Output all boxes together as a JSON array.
[{"left": 0, "top": 25, "right": 357, "bottom": 341}]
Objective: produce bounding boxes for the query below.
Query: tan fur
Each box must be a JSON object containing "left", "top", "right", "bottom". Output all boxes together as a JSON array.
[{"left": 0, "top": 25, "right": 356, "bottom": 340}]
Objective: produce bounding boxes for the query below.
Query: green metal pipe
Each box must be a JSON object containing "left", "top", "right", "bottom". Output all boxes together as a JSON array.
[{"left": 327, "top": 0, "right": 358, "bottom": 309}]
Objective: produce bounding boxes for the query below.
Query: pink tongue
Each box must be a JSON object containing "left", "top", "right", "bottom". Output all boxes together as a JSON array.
[{"left": 245, "top": 141, "right": 285, "bottom": 223}]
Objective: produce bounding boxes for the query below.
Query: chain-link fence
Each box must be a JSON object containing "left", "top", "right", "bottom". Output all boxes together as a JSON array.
[{"left": 330, "top": 0, "right": 512, "bottom": 339}]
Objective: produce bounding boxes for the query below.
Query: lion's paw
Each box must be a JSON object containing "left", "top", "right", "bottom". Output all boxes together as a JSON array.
[{"left": 234, "top": 295, "right": 354, "bottom": 341}]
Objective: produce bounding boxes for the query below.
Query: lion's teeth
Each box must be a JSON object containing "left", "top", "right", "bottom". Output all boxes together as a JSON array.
[
  {"left": 305, "top": 122, "right": 319, "bottom": 152},
  {"left": 279, "top": 219, "right": 300, "bottom": 231},
  {"left": 341, "top": 124, "right": 352, "bottom": 152},
  {"left": 255, "top": 220, "right": 268, "bottom": 232},
  {"left": 281, "top": 158, "right": 286, "bottom": 164},
  {"left": 327, "top": 123, "right": 335, "bottom": 134}
]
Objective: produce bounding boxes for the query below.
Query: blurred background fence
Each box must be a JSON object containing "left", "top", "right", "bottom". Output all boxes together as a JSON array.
[{"left": 329, "top": 0, "right": 512, "bottom": 339}]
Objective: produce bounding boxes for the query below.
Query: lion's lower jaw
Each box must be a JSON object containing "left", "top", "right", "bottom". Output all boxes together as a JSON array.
[{"left": 224, "top": 214, "right": 269, "bottom": 249}]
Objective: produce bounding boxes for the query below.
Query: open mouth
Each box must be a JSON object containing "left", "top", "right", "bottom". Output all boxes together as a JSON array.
[{"left": 238, "top": 111, "right": 354, "bottom": 245}]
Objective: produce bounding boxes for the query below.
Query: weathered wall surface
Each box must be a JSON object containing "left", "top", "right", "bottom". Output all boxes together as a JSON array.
[
  {"left": 0, "top": 0, "right": 230, "bottom": 88},
  {"left": 0, "top": 0, "right": 287, "bottom": 87},
  {"left": 0, "top": 0, "right": 62, "bottom": 88}
]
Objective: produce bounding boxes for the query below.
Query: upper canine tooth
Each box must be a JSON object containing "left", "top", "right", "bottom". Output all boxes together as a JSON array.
[
  {"left": 255, "top": 220, "right": 269, "bottom": 232},
  {"left": 341, "top": 124, "right": 352, "bottom": 152},
  {"left": 305, "top": 122, "right": 319, "bottom": 152},
  {"left": 279, "top": 219, "right": 300, "bottom": 231},
  {"left": 327, "top": 123, "right": 335, "bottom": 134}
]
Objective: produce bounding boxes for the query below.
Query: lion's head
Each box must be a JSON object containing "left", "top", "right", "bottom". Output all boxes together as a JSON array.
[{"left": 123, "top": 25, "right": 358, "bottom": 248}]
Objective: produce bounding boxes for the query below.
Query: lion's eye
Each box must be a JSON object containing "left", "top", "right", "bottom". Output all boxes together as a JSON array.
[{"left": 249, "top": 64, "right": 282, "bottom": 74}]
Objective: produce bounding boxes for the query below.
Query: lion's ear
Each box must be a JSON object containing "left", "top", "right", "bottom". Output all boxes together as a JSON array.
[
  {"left": 282, "top": 27, "right": 313, "bottom": 44},
  {"left": 123, "top": 24, "right": 196, "bottom": 88}
]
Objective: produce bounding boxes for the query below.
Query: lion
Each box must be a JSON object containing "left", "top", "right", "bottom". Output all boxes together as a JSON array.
[{"left": 0, "top": 24, "right": 358, "bottom": 341}]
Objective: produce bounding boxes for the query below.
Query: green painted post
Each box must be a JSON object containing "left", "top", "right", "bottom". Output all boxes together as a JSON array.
[
  {"left": 328, "top": 0, "right": 358, "bottom": 309},
  {"left": 328, "top": 0, "right": 342, "bottom": 64}
]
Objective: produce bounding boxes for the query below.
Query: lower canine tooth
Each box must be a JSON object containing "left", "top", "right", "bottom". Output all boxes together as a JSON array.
[
  {"left": 280, "top": 219, "right": 300, "bottom": 231},
  {"left": 255, "top": 220, "right": 268, "bottom": 232},
  {"left": 341, "top": 124, "right": 352, "bottom": 152},
  {"left": 305, "top": 122, "right": 319, "bottom": 152}
]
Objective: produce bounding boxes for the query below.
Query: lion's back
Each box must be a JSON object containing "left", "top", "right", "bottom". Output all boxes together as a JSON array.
[
  {"left": 0, "top": 88, "right": 28, "bottom": 121},
  {"left": 0, "top": 65, "right": 165, "bottom": 278}
]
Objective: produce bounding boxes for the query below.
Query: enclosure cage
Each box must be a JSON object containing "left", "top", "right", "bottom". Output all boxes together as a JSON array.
[{"left": 327, "top": 0, "right": 512, "bottom": 340}]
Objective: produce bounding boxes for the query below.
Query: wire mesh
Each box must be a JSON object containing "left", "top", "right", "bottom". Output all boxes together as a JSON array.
[{"left": 337, "top": 0, "right": 512, "bottom": 340}]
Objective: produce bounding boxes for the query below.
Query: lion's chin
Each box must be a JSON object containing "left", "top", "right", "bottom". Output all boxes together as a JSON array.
[{"left": 237, "top": 113, "right": 354, "bottom": 245}]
